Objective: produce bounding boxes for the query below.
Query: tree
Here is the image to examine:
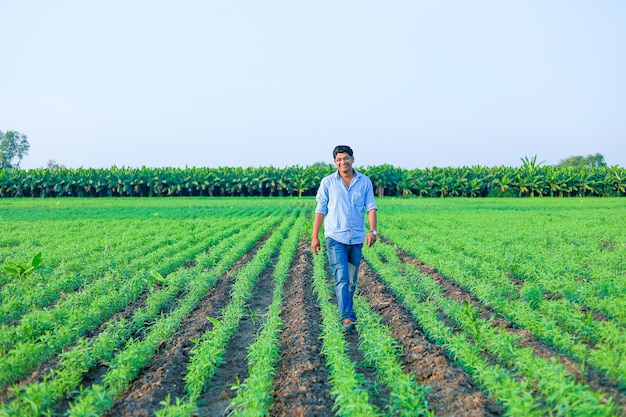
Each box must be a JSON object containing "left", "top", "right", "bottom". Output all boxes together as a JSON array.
[
  {"left": 47, "top": 160, "right": 66, "bottom": 169},
  {"left": 586, "top": 153, "right": 607, "bottom": 167},
  {"left": 0, "top": 130, "right": 30, "bottom": 169},
  {"left": 557, "top": 153, "right": 606, "bottom": 167}
]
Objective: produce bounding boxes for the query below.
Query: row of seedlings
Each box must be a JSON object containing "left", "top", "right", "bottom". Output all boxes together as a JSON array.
[
  {"left": 0, "top": 213, "right": 261, "bottom": 388},
  {"left": 154, "top": 208, "right": 303, "bottom": 416},
  {"left": 351, "top": 295, "right": 431, "bottom": 416},
  {"left": 0, "top": 210, "right": 264, "bottom": 325},
  {"left": 384, "top": 220, "right": 626, "bottom": 387},
  {"left": 313, "top": 245, "right": 432, "bottom": 416},
  {"left": 365, "top": 242, "right": 620, "bottom": 417},
  {"left": 0, "top": 210, "right": 287, "bottom": 417},
  {"left": 310, "top": 246, "right": 381, "bottom": 416},
  {"left": 227, "top": 213, "right": 307, "bottom": 416},
  {"left": 62, "top": 209, "right": 291, "bottom": 417}
]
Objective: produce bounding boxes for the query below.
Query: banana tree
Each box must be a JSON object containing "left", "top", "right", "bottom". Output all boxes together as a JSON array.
[
  {"left": 288, "top": 166, "right": 315, "bottom": 198},
  {"left": 576, "top": 168, "right": 604, "bottom": 197},
  {"left": 364, "top": 164, "right": 403, "bottom": 197},
  {"left": 404, "top": 169, "right": 429, "bottom": 197},
  {"left": 395, "top": 170, "right": 413, "bottom": 197},
  {"left": 608, "top": 166, "right": 626, "bottom": 196},
  {"left": 260, "top": 166, "right": 280, "bottom": 196}
]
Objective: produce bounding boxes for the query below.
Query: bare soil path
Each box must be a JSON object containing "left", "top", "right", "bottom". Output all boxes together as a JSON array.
[
  {"left": 358, "top": 261, "right": 503, "bottom": 416},
  {"left": 271, "top": 245, "right": 333, "bottom": 417}
]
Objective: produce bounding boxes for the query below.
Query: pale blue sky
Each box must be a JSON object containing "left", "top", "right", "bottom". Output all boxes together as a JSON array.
[{"left": 2, "top": 1, "right": 625, "bottom": 169}]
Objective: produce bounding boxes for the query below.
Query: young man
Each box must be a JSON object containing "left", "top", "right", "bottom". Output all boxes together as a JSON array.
[{"left": 311, "top": 145, "right": 378, "bottom": 333}]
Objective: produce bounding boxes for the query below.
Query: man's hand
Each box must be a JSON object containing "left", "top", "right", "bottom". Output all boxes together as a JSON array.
[
  {"left": 366, "top": 232, "right": 377, "bottom": 247},
  {"left": 311, "top": 213, "right": 324, "bottom": 255},
  {"left": 311, "top": 236, "right": 321, "bottom": 255},
  {"left": 366, "top": 209, "right": 378, "bottom": 248}
]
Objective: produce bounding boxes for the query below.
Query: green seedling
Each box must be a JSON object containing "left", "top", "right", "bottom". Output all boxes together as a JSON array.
[
  {"left": 522, "top": 285, "right": 543, "bottom": 309},
  {"left": 145, "top": 270, "right": 168, "bottom": 289},
  {"left": 206, "top": 316, "right": 221, "bottom": 328},
  {"left": 247, "top": 306, "right": 265, "bottom": 333},
  {"left": 462, "top": 300, "right": 480, "bottom": 337},
  {"left": 229, "top": 374, "right": 244, "bottom": 392},
  {"left": 4, "top": 252, "right": 42, "bottom": 278}
]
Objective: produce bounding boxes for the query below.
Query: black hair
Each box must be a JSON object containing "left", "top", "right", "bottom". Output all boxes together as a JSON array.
[{"left": 333, "top": 145, "right": 353, "bottom": 158}]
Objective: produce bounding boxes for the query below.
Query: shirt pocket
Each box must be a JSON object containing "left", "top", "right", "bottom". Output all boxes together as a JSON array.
[{"left": 351, "top": 190, "right": 365, "bottom": 207}]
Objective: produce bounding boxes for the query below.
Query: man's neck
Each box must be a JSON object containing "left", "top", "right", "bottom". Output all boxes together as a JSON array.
[
  {"left": 339, "top": 169, "right": 354, "bottom": 187},
  {"left": 339, "top": 169, "right": 354, "bottom": 179},
  {"left": 338, "top": 168, "right": 354, "bottom": 178}
]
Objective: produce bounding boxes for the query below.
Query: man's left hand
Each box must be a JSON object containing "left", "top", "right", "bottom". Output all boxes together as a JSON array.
[{"left": 366, "top": 232, "right": 377, "bottom": 247}]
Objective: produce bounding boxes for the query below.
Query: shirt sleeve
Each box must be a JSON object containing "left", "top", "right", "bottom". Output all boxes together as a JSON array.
[
  {"left": 364, "top": 177, "right": 378, "bottom": 212},
  {"left": 315, "top": 177, "right": 329, "bottom": 215}
]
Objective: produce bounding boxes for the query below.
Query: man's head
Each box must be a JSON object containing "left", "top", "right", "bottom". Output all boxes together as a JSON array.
[{"left": 333, "top": 145, "right": 354, "bottom": 173}]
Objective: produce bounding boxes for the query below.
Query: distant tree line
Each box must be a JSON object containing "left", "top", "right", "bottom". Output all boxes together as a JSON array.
[
  {"left": 1, "top": 131, "right": 623, "bottom": 197},
  {"left": 557, "top": 153, "right": 606, "bottom": 167}
]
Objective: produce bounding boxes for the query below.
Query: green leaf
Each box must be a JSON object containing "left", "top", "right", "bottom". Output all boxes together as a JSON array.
[
  {"left": 206, "top": 316, "right": 221, "bottom": 328},
  {"left": 4, "top": 265, "right": 19, "bottom": 275},
  {"left": 31, "top": 252, "right": 42, "bottom": 268},
  {"left": 150, "top": 270, "right": 167, "bottom": 285}
]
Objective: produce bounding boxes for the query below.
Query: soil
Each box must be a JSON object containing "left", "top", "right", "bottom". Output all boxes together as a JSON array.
[{"left": 3, "top": 239, "right": 625, "bottom": 416}]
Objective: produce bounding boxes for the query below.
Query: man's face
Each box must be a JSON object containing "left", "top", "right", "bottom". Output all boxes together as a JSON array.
[{"left": 334, "top": 152, "right": 354, "bottom": 173}]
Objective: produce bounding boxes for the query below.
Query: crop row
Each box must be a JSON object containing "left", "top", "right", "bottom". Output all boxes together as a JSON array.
[
  {"left": 227, "top": 212, "right": 307, "bottom": 416},
  {"left": 364, "top": 242, "right": 620, "bottom": 416},
  {"left": 0, "top": 213, "right": 265, "bottom": 356},
  {"left": 0, "top": 201, "right": 281, "bottom": 323},
  {"left": 379, "top": 198, "right": 626, "bottom": 388},
  {"left": 312, "top": 245, "right": 433, "bottom": 416},
  {"left": 0, "top": 206, "right": 293, "bottom": 416},
  {"left": 0, "top": 215, "right": 254, "bottom": 325},
  {"left": 156, "top": 207, "right": 307, "bottom": 416},
  {"left": 155, "top": 208, "right": 302, "bottom": 416}
]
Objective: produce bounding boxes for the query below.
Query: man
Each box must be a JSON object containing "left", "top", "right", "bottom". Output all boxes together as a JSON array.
[{"left": 311, "top": 145, "right": 378, "bottom": 333}]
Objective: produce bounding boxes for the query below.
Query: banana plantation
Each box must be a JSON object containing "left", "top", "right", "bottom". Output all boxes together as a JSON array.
[{"left": 1, "top": 158, "right": 625, "bottom": 198}]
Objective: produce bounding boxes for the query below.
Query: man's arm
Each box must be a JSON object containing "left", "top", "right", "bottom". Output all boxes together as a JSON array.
[{"left": 311, "top": 212, "right": 325, "bottom": 254}]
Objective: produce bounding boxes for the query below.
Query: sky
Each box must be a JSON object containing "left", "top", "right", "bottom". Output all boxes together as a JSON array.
[{"left": 1, "top": 1, "right": 625, "bottom": 170}]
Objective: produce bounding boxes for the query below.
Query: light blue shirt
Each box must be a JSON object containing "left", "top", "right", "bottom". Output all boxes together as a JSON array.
[{"left": 315, "top": 169, "right": 378, "bottom": 245}]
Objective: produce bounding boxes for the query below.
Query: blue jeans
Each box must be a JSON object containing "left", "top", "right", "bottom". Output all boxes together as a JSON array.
[{"left": 326, "top": 238, "right": 363, "bottom": 322}]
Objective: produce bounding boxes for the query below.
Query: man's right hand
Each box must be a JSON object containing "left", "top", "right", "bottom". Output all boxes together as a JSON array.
[
  {"left": 311, "top": 213, "right": 324, "bottom": 255},
  {"left": 311, "top": 236, "right": 321, "bottom": 255}
]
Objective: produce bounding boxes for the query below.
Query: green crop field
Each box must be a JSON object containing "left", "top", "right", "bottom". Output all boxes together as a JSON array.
[{"left": 0, "top": 197, "right": 624, "bottom": 416}]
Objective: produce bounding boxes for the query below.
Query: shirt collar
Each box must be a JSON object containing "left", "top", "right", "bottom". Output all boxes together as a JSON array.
[{"left": 335, "top": 169, "right": 360, "bottom": 180}]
